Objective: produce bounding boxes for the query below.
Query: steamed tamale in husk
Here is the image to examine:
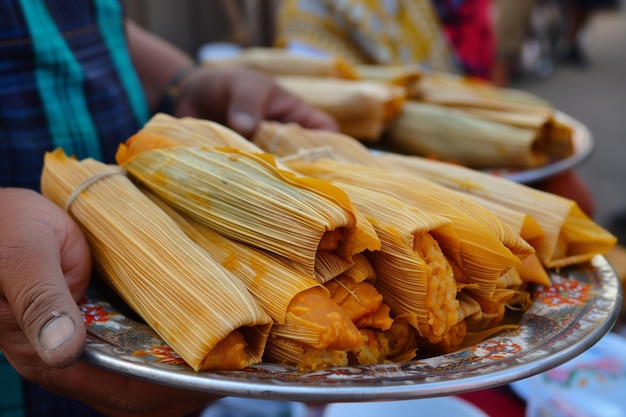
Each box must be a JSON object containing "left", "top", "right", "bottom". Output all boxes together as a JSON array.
[
  {"left": 254, "top": 121, "right": 616, "bottom": 269},
  {"left": 144, "top": 190, "right": 363, "bottom": 351},
  {"left": 354, "top": 64, "right": 423, "bottom": 91},
  {"left": 116, "top": 131, "right": 378, "bottom": 282},
  {"left": 40, "top": 149, "right": 273, "bottom": 371},
  {"left": 275, "top": 75, "right": 407, "bottom": 141},
  {"left": 282, "top": 158, "right": 531, "bottom": 292},
  {"left": 381, "top": 70, "right": 576, "bottom": 169},
  {"left": 320, "top": 181, "right": 461, "bottom": 344},
  {"left": 385, "top": 101, "right": 551, "bottom": 169},
  {"left": 137, "top": 115, "right": 382, "bottom": 279},
  {"left": 376, "top": 153, "right": 617, "bottom": 268},
  {"left": 201, "top": 47, "right": 360, "bottom": 80}
]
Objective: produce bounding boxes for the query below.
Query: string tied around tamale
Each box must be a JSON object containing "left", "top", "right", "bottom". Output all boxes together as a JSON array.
[{"left": 64, "top": 167, "right": 127, "bottom": 212}]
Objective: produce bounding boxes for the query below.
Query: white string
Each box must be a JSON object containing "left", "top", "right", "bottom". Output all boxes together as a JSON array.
[{"left": 64, "top": 167, "right": 127, "bottom": 212}]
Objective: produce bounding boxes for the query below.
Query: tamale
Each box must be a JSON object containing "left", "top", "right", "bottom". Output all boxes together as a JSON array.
[
  {"left": 412, "top": 71, "right": 553, "bottom": 111},
  {"left": 148, "top": 190, "right": 364, "bottom": 350},
  {"left": 385, "top": 101, "right": 549, "bottom": 169},
  {"left": 285, "top": 158, "right": 531, "bottom": 302},
  {"left": 377, "top": 153, "right": 617, "bottom": 268},
  {"left": 355, "top": 64, "right": 422, "bottom": 91},
  {"left": 404, "top": 71, "right": 575, "bottom": 167},
  {"left": 201, "top": 47, "right": 360, "bottom": 79},
  {"left": 116, "top": 131, "right": 369, "bottom": 281},
  {"left": 321, "top": 181, "right": 461, "bottom": 344},
  {"left": 41, "top": 149, "right": 273, "bottom": 371},
  {"left": 253, "top": 121, "right": 379, "bottom": 166},
  {"left": 140, "top": 115, "right": 383, "bottom": 263},
  {"left": 275, "top": 75, "right": 406, "bottom": 141}
]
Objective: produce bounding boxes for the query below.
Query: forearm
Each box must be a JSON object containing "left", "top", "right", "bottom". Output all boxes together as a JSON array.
[{"left": 125, "top": 19, "right": 195, "bottom": 114}]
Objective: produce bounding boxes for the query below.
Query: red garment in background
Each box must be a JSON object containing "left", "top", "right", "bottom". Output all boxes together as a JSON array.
[{"left": 433, "top": 0, "right": 495, "bottom": 81}]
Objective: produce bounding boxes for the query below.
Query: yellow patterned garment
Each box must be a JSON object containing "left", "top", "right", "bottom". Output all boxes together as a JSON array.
[{"left": 275, "top": 0, "right": 460, "bottom": 74}]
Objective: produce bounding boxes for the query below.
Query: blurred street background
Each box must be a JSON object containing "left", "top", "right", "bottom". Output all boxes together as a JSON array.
[{"left": 510, "top": 4, "right": 626, "bottom": 233}]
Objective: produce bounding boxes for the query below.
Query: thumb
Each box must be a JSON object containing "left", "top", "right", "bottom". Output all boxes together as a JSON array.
[{"left": 0, "top": 189, "right": 91, "bottom": 367}]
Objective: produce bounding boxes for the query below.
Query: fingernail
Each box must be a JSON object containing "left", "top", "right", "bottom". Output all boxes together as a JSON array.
[
  {"left": 232, "top": 112, "right": 256, "bottom": 134},
  {"left": 39, "top": 311, "right": 76, "bottom": 351}
]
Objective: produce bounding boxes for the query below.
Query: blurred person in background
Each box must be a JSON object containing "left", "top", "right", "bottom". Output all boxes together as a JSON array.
[
  {"left": 274, "top": 0, "right": 461, "bottom": 73},
  {"left": 491, "top": 0, "right": 540, "bottom": 86},
  {"left": 0, "top": 1, "right": 337, "bottom": 417},
  {"left": 560, "top": 0, "right": 619, "bottom": 66},
  {"left": 431, "top": 0, "right": 495, "bottom": 81}
]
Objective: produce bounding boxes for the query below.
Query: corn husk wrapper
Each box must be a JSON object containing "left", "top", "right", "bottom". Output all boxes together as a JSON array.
[
  {"left": 355, "top": 64, "right": 423, "bottom": 91},
  {"left": 275, "top": 75, "right": 406, "bottom": 141},
  {"left": 385, "top": 101, "right": 550, "bottom": 169},
  {"left": 140, "top": 113, "right": 261, "bottom": 152},
  {"left": 340, "top": 252, "right": 377, "bottom": 283},
  {"left": 136, "top": 117, "right": 383, "bottom": 276},
  {"left": 458, "top": 193, "right": 550, "bottom": 287},
  {"left": 411, "top": 71, "right": 553, "bottom": 110},
  {"left": 397, "top": 72, "right": 575, "bottom": 168},
  {"left": 377, "top": 153, "right": 617, "bottom": 268},
  {"left": 254, "top": 121, "right": 378, "bottom": 167},
  {"left": 41, "top": 149, "right": 273, "bottom": 371},
  {"left": 201, "top": 47, "right": 360, "bottom": 79},
  {"left": 322, "top": 181, "right": 461, "bottom": 344},
  {"left": 116, "top": 133, "right": 369, "bottom": 282},
  {"left": 145, "top": 191, "right": 365, "bottom": 350},
  {"left": 285, "top": 158, "right": 531, "bottom": 302}
]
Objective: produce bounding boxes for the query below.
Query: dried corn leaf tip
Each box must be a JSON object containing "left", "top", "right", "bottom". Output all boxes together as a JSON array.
[
  {"left": 116, "top": 131, "right": 367, "bottom": 281},
  {"left": 41, "top": 149, "right": 272, "bottom": 371},
  {"left": 146, "top": 193, "right": 363, "bottom": 351}
]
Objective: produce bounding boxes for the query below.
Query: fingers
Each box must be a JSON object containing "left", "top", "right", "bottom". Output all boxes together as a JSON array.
[
  {"left": 226, "top": 70, "right": 339, "bottom": 136},
  {"left": 265, "top": 90, "right": 339, "bottom": 132},
  {"left": 224, "top": 69, "right": 274, "bottom": 137},
  {"left": 176, "top": 67, "right": 339, "bottom": 137},
  {"left": 0, "top": 188, "right": 91, "bottom": 367}
]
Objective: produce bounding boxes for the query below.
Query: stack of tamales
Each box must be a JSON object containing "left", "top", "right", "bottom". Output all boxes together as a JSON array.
[
  {"left": 202, "top": 47, "right": 577, "bottom": 170},
  {"left": 380, "top": 71, "right": 576, "bottom": 169},
  {"left": 39, "top": 114, "right": 616, "bottom": 372}
]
